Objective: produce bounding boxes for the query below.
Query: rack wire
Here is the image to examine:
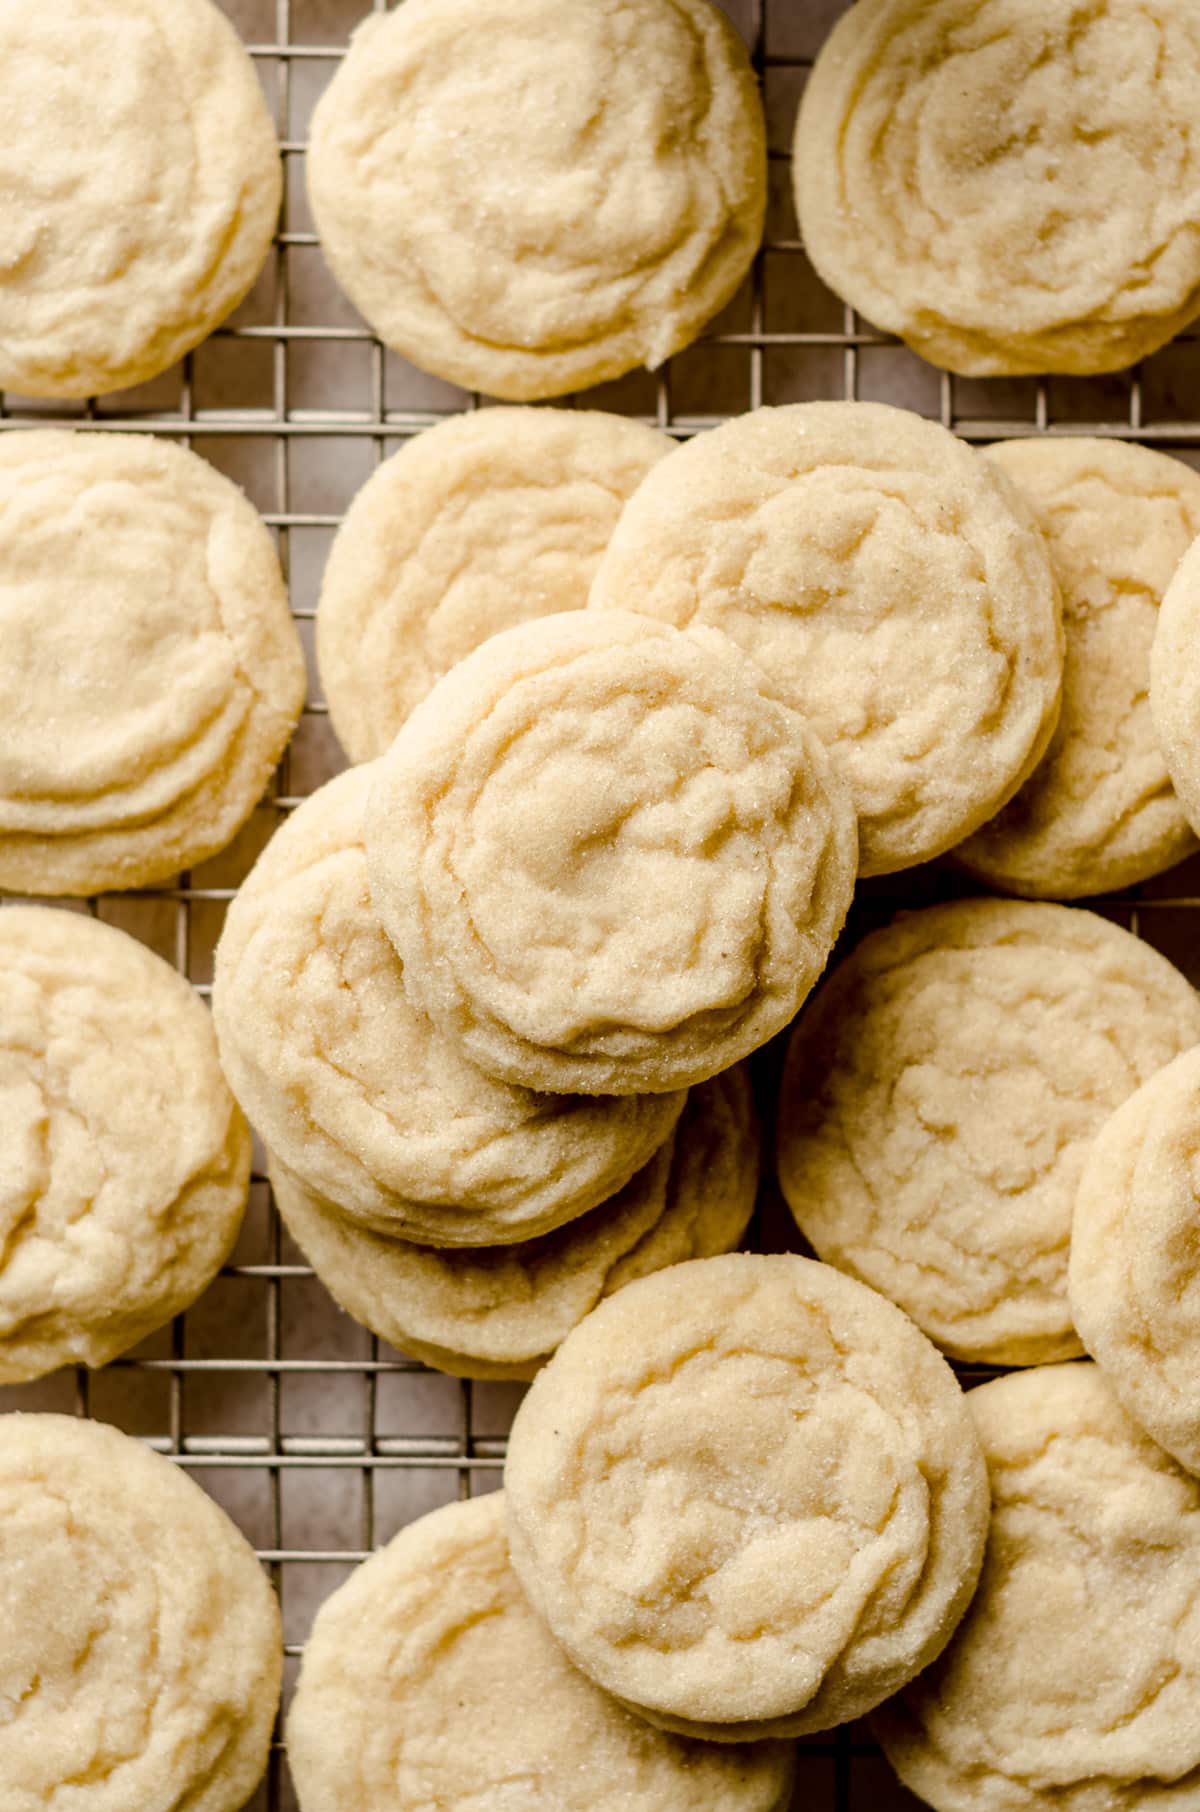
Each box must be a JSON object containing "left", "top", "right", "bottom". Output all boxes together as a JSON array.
[{"left": 3, "top": 1, "right": 1200, "bottom": 1806}]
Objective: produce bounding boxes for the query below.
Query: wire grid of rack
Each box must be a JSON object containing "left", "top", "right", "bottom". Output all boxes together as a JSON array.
[{"left": 4, "top": 1, "right": 1200, "bottom": 1806}]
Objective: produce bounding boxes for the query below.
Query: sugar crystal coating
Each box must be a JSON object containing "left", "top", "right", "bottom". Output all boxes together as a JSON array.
[{"left": 505, "top": 1253, "right": 988, "bottom": 1739}]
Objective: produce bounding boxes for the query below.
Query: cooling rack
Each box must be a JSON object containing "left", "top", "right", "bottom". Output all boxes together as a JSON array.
[{"left": 3, "top": 1, "right": 1200, "bottom": 1806}]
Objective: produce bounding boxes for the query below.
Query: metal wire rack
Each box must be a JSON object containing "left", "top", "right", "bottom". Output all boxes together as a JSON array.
[{"left": 3, "top": 1, "right": 1200, "bottom": 1806}]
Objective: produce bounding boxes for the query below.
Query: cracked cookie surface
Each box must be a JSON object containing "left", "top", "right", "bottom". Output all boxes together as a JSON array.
[
  {"left": 590, "top": 402, "right": 1063, "bottom": 876},
  {"left": 215, "top": 765, "right": 684, "bottom": 1243},
  {"left": 364, "top": 609, "right": 857, "bottom": 1095},
  {"left": 0, "top": 907, "right": 250, "bottom": 1383},
  {"left": 794, "top": 0, "right": 1200, "bottom": 375},
  {"left": 877, "top": 1363, "right": 1200, "bottom": 1812},
  {"left": 306, "top": 0, "right": 765, "bottom": 400},
  {"left": 959, "top": 439, "right": 1200, "bottom": 897},
  {"left": 318, "top": 408, "right": 673, "bottom": 761},
  {"left": 0, "top": 431, "right": 306, "bottom": 895},
  {"left": 777, "top": 900, "right": 1200, "bottom": 1366},
  {"left": 504, "top": 1252, "right": 988, "bottom": 1739},
  {"left": 1071, "top": 1045, "right": 1200, "bottom": 1477},
  {"left": 0, "top": 0, "right": 280, "bottom": 398},
  {"left": 287, "top": 1490, "right": 794, "bottom": 1812},
  {"left": 269, "top": 1065, "right": 758, "bottom": 1379},
  {"left": 0, "top": 1412, "right": 281, "bottom": 1812}
]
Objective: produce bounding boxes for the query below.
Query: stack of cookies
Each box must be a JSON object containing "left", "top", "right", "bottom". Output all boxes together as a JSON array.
[
  {"left": 204, "top": 378, "right": 1200, "bottom": 1809},
  {"left": 10, "top": 0, "right": 1200, "bottom": 1808},
  {"left": 209, "top": 602, "right": 852, "bottom": 1376},
  {"left": 210, "top": 754, "right": 773, "bottom": 1381},
  {"left": 249, "top": 383, "right": 1200, "bottom": 1812}
]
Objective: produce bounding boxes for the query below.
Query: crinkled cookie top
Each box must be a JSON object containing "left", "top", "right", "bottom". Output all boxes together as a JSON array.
[
  {"left": 959, "top": 439, "right": 1200, "bottom": 897},
  {"left": 794, "top": 0, "right": 1200, "bottom": 375},
  {"left": 364, "top": 609, "right": 858, "bottom": 1095},
  {"left": 878, "top": 1363, "right": 1200, "bottom": 1812},
  {"left": 1071, "top": 1045, "right": 1200, "bottom": 1478},
  {"left": 504, "top": 1253, "right": 988, "bottom": 1740},
  {"left": 306, "top": 0, "right": 766, "bottom": 399},
  {"left": 215, "top": 764, "right": 684, "bottom": 1243},
  {"left": 591, "top": 402, "right": 1064, "bottom": 876},
  {"left": 318, "top": 407, "right": 674, "bottom": 761},
  {"left": 0, "top": 0, "right": 281, "bottom": 398},
  {"left": 0, "top": 430, "right": 305, "bottom": 895},
  {"left": 270, "top": 1065, "right": 758, "bottom": 1379},
  {"left": 0, "top": 1412, "right": 281, "bottom": 1812},
  {"left": 778, "top": 900, "right": 1200, "bottom": 1367},
  {"left": 0, "top": 907, "right": 249, "bottom": 1384},
  {"left": 287, "top": 1491, "right": 794, "bottom": 1812}
]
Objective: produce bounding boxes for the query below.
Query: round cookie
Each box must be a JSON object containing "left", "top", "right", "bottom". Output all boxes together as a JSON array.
[
  {"left": 0, "top": 906, "right": 250, "bottom": 1384},
  {"left": 777, "top": 900, "right": 1200, "bottom": 1367},
  {"left": 958, "top": 439, "right": 1200, "bottom": 897},
  {"left": 1071, "top": 1045, "right": 1200, "bottom": 1476},
  {"left": 287, "top": 1490, "right": 795, "bottom": 1812},
  {"left": 0, "top": 431, "right": 306, "bottom": 896},
  {"left": 365, "top": 609, "right": 858, "bottom": 1096},
  {"left": 270, "top": 1066, "right": 759, "bottom": 1380},
  {"left": 0, "top": 1412, "right": 281, "bottom": 1812},
  {"left": 306, "top": 0, "right": 766, "bottom": 401},
  {"left": 214, "top": 764, "right": 685, "bottom": 1243},
  {"left": 1151, "top": 531, "right": 1200, "bottom": 837},
  {"left": 318, "top": 408, "right": 674, "bottom": 761},
  {"left": 0, "top": 0, "right": 280, "bottom": 399},
  {"left": 589, "top": 402, "right": 1063, "bottom": 876},
  {"left": 877, "top": 1363, "right": 1200, "bottom": 1812},
  {"left": 793, "top": 0, "right": 1200, "bottom": 377},
  {"left": 504, "top": 1252, "right": 989, "bottom": 1741}
]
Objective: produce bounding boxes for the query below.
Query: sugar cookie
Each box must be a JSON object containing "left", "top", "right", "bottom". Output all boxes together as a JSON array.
[
  {"left": 0, "top": 431, "right": 305, "bottom": 896},
  {"left": 590, "top": 402, "right": 1063, "bottom": 876},
  {"left": 1071, "top": 1045, "right": 1200, "bottom": 1477},
  {"left": 0, "top": 906, "right": 250, "bottom": 1384},
  {"left": 365, "top": 609, "right": 857, "bottom": 1096},
  {"left": 1152, "top": 531, "right": 1200, "bottom": 838},
  {"left": 958, "top": 439, "right": 1200, "bottom": 897},
  {"left": 878, "top": 1364, "right": 1200, "bottom": 1812},
  {"left": 794, "top": 0, "right": 1200, "bottom": 376},
  {"left": 0, "top": 0, "right": 280, "bottom": 399},
  {"left": 318, "top": 408, "right": 674, "bottom": 760},
  {"left": 777, "top": 900, "right": 1200, "bottom": 1367},
  {"left": 214, "top": 765, "right": 684, "bottom": 1242},
  {"left": 0, "top": 1412, "right": 281, "bottom": 1812},
  {"left": 504, "top": 1252, "right": 989, "bottom": 1740},
  {"left": 270, "top": 1066, "right": 758, "bottom": 1379},
  {"left": 287, "top": 1491, "right": 795, "bottom": 1812},
  {"left": 306, "top": 0, "right": 766, "bottom": 400}
]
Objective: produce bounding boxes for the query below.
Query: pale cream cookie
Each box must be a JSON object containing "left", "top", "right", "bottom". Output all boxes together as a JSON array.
[
  {"left": 287, "top": 1490, "right": 795, "bottom": 1812},
  {"left": 504, "top": 1252, "right": 989, "bottom": 1741},
  {"left": 1151, "top": 530, "right": 1200, "bottom": 838},
  {"left": 0, "top": 906, "right": 250, "bottom": 1384},
  {"left": 214, "top": 765, "right": 685, "bottom": 1243},
  {"left": 958, "top": 439, "right": 1200, "bottom": 897},
  {"left": 794, "top": 0, "right": 1200, "bottom": 376},
  {"left": 0, "top": 0, "right": 280, "bottom": 399},
  {"left": 269, "top": 1066, "right": 759, "bottom": 1380},
  {"left": 777, "top": 900, "right": 1200, "bottom": 1367},
  {"left": 318, "top": 408, "right": 674, "bottom": 760},
  {"left": 590, "top": 402, "right": 1064, "bottom": 876},
  {"left": 0, "top": 431, "right": 306, "bottom": 896},
  {"left": 1071, "top": 1045, "right": 1200, "bottom": 1477},
  {"left": 0, "top": 1412, "right": 281, "bottom": 1812},
  {"left": 306, "top": 0, "right": 766, "bottom": 401},
  {"left": 877, "top": 1363, "right": 1200, "bottom": 1812},
  {"left": 365, "top": 609, "right": 858, "bottom": 1096}
]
